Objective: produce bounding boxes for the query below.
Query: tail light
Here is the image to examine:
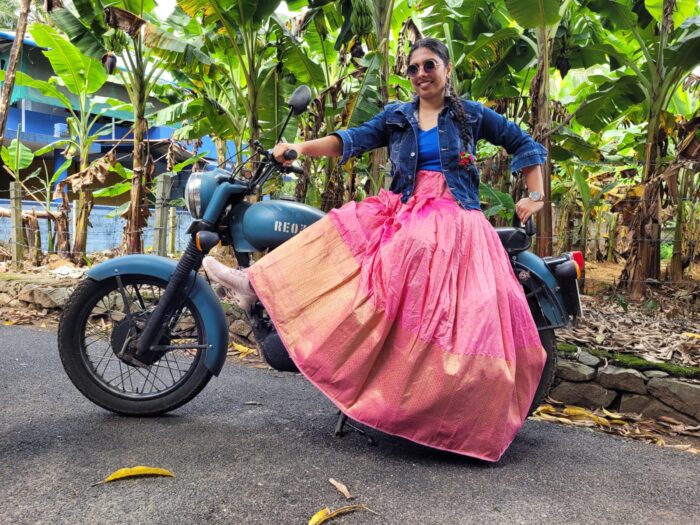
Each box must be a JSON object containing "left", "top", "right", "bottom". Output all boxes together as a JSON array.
[{"left": 569, "top": 250, "right": 584, "bottom": 278}]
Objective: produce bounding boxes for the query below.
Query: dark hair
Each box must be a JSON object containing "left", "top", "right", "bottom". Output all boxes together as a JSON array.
[{"left": 408, "top": 38, "right": 474, "bottom": 153}]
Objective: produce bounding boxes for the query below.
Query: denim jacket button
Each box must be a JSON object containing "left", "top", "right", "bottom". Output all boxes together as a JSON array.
[{"left": 410, "top": 151, "right": 415, "bottom": 157}]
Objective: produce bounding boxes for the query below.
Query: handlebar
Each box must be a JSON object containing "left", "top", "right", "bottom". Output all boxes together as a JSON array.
[
  {"left": 282, "top": 149, "right": 298, "bottom": 161},
  {"left": 512, "top": 212, "right": 536, "bottom": 236}
]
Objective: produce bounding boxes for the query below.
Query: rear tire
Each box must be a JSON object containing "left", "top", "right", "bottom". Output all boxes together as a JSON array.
[
  {"left": 528, "top": 328, "right": 558, "bottom": 415},
  {"left": 58, "top": 276, "right": 213, "bottom": 416}
]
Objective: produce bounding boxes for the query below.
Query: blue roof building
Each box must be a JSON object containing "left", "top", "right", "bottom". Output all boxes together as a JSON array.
[{"left": 0, "top": 30, "right": 234, "bottom": 205}]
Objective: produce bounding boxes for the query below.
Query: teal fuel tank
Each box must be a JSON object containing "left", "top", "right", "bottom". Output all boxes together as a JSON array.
[{"left": 229, "top": 199, "right": 325, "bottom": 252}]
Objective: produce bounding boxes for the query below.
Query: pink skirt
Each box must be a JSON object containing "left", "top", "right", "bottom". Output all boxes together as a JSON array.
[{"left": 248, "top": 170, "right": 546, "bottom": 461}]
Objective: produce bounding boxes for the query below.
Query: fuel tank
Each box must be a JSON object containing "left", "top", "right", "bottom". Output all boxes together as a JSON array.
[{"left": 229, "top": 199, "right": 325, "bottom": 252}]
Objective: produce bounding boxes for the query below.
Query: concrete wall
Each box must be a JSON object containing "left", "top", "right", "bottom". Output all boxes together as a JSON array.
[{"left": 0, "top": 199, "right": 194, "bottom": 254}]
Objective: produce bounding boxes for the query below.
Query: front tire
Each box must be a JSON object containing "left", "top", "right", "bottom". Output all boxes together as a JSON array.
[{"left": 58, "top": 276, "right": 213, "bottom": 416}]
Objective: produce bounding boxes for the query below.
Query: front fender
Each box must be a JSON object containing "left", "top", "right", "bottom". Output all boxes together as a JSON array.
[{"left": 87, "top": 255, "right": 229, "bottom": 376}]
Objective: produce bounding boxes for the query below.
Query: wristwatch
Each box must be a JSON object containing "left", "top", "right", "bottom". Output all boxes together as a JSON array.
[{"left": 528, "top": 191, "right": 543, "bottom": 202}]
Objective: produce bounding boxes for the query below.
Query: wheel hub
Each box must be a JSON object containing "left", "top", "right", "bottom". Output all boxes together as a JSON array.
[{"left": 111, "top": 312, "right": 171, "bottom": 367}]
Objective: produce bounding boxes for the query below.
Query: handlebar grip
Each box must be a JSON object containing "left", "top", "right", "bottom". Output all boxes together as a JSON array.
[
  {"left": 283, "top": 149, "right": 298, "bottom": 161},
  {"left": 525, "top": 216, "right": 536, "bottom": 236},
  {"left": 512, "top": 211, "right": 537, "bottom": 236}
]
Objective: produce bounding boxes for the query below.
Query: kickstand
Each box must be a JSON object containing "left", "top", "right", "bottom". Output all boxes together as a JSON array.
[{"left": 334, "top": 411, "right": 376, "bottom": 446}]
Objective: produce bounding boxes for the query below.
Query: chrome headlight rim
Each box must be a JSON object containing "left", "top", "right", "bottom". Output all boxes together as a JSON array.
[{"left": 185, "top": 173, "right": 203, "bottom": 219}]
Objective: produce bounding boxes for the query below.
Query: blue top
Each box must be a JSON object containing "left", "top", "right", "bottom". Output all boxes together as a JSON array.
[
  {"left": 332, "top": 98, "right": 547, "bottom": 210},
  {"left": 417, "top": 127, "right": 442, "bottom": 172}
]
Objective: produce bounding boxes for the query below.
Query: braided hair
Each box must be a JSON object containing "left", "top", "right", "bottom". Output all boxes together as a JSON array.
[{"left": 407, "top": 38, "right": 474, "bottom": 154}]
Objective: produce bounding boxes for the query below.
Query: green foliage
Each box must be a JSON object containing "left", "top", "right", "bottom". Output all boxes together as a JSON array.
[
  {"left": 1, "top": 139, "right": 34, "bottom": 173},
  {"left": 30, "top": 23, "right": 107, "bottom": 95},
  {"left": 645, "top": 0, "right": 697, "bottom": 29},
  {"left": 479, "top": 183, "right": 515, "bottom": 219},
  {"left": 25, "top": 0, "right": 699, "bottom": 270},
  {"left": 504, "top": 0, "right": 562, "bottom": 28},
  {"left": 660, "top": 242, "right": 674, "bottom": 261}
]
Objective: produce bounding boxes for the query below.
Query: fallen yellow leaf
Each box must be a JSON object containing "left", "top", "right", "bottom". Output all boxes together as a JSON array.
[
  {"left": 592, "top": 416, "right": 612, "bottom": 428},
  {"left": 601, "top": 408, "right": 625, "bottom": 419},
  {"left": 3, "top": 321, "right": 14, "bottom": 326},
  {"left": 329, "top": 478, "right": 354, "bottom": 500},
  {"left": 310, "top": 507, "right": 331, "bottom": 525},
  {"left": 309, "top": 505, "right": 369, "bottom": 525},
  {"left": 563, "top": 406, "right": 593, "bottom": 417},
  {"left": 533, "top": 404, "right": 557, "bottom": 415},
  {"left": 94, "top": 466, "right": 175, "bottom": 485},
  {"left": 609, "top": 419, "right": 628, "bottom": 426},
  {"left": 682, "top": 332, "right": 700, "bottom": 339},
  {"left": 231, "top": 342, "right": 257, "bottom": 357}
]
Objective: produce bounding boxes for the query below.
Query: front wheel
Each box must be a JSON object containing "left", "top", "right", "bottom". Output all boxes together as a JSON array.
[{"left": 58, "top": 276, "right": 213, "bottom": 416}]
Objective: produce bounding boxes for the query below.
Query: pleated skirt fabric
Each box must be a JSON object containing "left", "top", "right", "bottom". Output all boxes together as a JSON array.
[{"left": 248, "top": 170, "right": 546, "bottom": 461}]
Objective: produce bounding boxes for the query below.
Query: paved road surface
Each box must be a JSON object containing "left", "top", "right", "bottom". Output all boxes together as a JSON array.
[{"left": 1, "top": 326, "right": 697, "bottom": 524}]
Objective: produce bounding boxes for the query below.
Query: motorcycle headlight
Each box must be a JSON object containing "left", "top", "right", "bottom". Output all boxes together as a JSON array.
[{"left": 184, "top": 172, "right": 203, "bottom": 218}]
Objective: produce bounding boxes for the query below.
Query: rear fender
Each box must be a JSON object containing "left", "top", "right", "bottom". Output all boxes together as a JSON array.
[
  {"left": 86, "top": 255, "right": 229, "bottom": 376},
  {"left": 514, "top": 250, "right": 570, "bottom": 330}
]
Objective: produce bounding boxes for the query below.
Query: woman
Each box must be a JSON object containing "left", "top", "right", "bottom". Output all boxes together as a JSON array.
[{"left": 204, "top": 38, "right": 548, "bottom": 462}]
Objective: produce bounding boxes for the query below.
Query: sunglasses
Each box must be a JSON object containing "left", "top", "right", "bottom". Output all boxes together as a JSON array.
[{"left": 406, "top": 59, "right": 441, "bottom": 78}]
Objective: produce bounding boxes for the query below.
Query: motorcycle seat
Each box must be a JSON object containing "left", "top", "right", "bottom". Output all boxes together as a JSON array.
[{"left": 494, "top": 227, "right": 531, "bottom": 254}]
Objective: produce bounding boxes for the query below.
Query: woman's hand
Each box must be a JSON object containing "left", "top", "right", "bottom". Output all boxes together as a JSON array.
[
  {"left": 272, "top": 142, "right": 302, "bottom": 165},
  {"left": 515, "top": 197, "right": 544, "bottom": 224}
]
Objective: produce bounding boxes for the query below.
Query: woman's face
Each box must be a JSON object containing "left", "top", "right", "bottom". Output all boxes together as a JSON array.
[{"left": 408, "top": 47, "right": 452, "bottom": 101}]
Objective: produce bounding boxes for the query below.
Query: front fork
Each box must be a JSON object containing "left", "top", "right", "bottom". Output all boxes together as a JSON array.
[{"left": 125, "top": 231, "right": 221, "bottom": 366}]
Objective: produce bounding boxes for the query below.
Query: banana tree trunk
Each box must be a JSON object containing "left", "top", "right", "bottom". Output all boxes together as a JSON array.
[
  {"left": 72, "top": 192, "right": 93, "bottom": 262},
  {"left": 126, "top": 120, "right": 147, "bottom": 254},
  {"left": 668, "top": 167, "right": 688, "bottom": 280},
  {"left": 621, "top": 101, "right": 663, "bottom": 300},
  {"left": 531, "top": 26, "right": 553, "bottom": 257},
  {"left": 54, "top": 193, "right": 71, "bottom": 257},
  {"left": 295, "top": 125, "right": 313, "bottom": 203},
  {"left": 606, "top": 212, "right": 618, "bottom": 263},
  {"left": 320, "top": 160, "right": 342, "bottom": 212},
  {"left": 367, "top": 0, "right": 393, "bottom": 197},
  {"left": 0, "top": 0, "right": 31, "bottom": 142},
  {"left": 216, "top": 138, "right": 227, "bottom": 167},
  {"left": 619, "top": 0, "right": 678, "bottom": 299}
]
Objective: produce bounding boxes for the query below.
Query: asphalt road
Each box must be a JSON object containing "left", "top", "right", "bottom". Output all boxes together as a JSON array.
[{"left": 1, "top": 325, "right": 698, "bottom": 525}]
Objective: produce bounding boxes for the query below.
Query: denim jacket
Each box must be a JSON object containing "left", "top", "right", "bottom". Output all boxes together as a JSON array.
[{"left": 332, "top": 98, "right": 548, "bottom": 210}]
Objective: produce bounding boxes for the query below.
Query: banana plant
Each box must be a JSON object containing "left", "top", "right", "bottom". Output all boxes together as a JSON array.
[
  {"left": 272, "top": 1, "right": 386, "bottom": 205},
  {"left": 8, "top": 24, "right": 131, "bottom": 262},
  {"left": 577, "top": 0, "right": 700, "bottom": 298},
  {"left": 176, "top": 0, "right": 284, "bottom": 147},
  {"left": 48, "top": 0, "right": 211, "bottom": 254},
  {"left": 0, "top": 131, "right": 73, "bottom": 255},
  {"left": 573, "top": 168, "right": 618, "bottom": 261}
]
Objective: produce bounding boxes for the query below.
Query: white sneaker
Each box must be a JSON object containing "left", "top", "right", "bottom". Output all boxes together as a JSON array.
[{"left": 202, "top": 257, "right": 257, "bottom": 313}]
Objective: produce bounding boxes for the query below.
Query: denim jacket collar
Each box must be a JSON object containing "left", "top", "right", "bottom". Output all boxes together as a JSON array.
[{"left": 392, "top": 96, "right": 458, "bottom": 122}]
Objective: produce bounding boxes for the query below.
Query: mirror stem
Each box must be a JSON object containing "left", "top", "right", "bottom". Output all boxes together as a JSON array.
[{"left": 275, "top": 107, "right": 295, "bottom": 145}]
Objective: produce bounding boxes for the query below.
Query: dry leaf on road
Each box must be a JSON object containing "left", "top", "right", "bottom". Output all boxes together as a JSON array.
[
  {"left": 329, "top": 478, "right": 354, "bottom": 500},
  {"left": 94, "top": 465, "right": 175, "bottom": 486},
  {"left": 309, "top": 504, "right": 370, "bottom": 525}
]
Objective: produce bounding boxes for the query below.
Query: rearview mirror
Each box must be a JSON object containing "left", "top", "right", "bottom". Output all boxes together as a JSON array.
[{"left": 288, "top": 85, "right": 312, "bottom": 116}]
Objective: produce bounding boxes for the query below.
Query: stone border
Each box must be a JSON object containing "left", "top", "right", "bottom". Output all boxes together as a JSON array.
[
  {"left": 0, "top": 275, "right": 78, "bottom": 309},
  {"left": 552, "top": 351, "right": 700, "bottom": 426}
]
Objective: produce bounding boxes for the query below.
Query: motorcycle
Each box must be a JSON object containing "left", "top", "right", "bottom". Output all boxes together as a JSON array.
[{"left": 58, "top": 85, "right": 583, "bottom": 419}]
